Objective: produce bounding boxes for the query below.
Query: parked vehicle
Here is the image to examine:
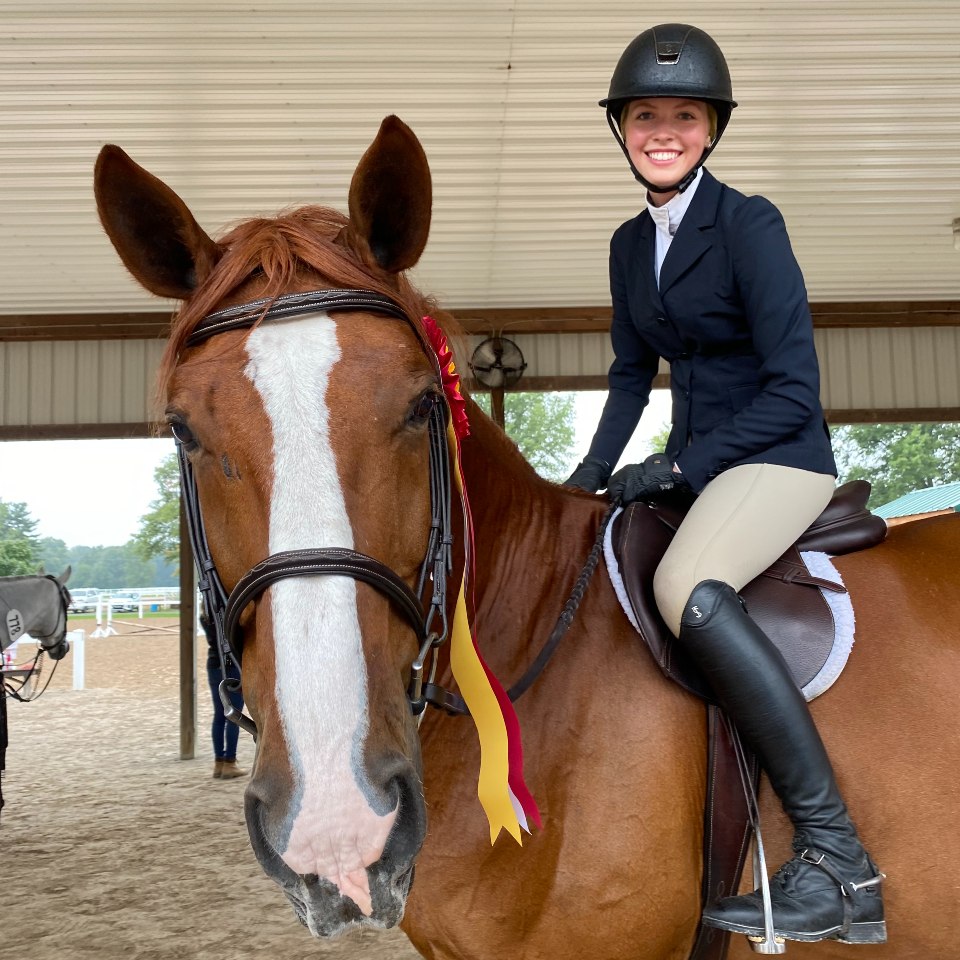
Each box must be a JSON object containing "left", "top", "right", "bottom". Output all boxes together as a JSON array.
[
  {"left": 68, "top": 588, "right": 101, "bottom": 614},
  {"left": 108, "top": 591, "right": 141, "bottom": 613}
]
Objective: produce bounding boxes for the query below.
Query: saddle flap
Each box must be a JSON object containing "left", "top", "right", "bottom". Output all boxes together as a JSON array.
[{"left": 610, "top": 503, "right": 844, "bottom": 703}]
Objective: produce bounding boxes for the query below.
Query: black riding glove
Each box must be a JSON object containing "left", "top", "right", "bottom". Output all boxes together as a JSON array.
[
  {"left": 564, "top": 454, "right": 612, "bottom": 492},
  {"left": 607, "top": 453, "right": 689, "bottom": 504}
]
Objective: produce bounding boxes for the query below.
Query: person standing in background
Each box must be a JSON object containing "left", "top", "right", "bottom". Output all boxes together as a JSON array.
[{"left": 200, "top": 614, "right": 246, "bottom": 780}]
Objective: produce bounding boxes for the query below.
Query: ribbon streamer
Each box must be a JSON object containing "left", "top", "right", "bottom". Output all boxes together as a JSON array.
[{"left": 421, "top": 316, "right": 540, "bottom": 843}]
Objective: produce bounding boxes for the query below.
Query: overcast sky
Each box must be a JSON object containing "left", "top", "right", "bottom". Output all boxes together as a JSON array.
[{"left": 0, "top": 391, "right": 671, "bottom": 549}]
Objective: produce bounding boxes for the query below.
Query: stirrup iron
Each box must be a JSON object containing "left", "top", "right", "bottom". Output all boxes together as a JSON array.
[
  {"left": 728, "top": 717, "right": 786, "bottom": 955},
  {"left": 746, "top": 833, "right": 785, "bottom": 954}
]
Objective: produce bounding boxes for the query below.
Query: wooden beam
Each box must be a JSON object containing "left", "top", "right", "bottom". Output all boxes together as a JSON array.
[
  {"left": 0, "top": 422, "right": 159, "bottom": 441},
  {"left": 4, "top": 300, "right": 960, "bottom": 342},
  {"left": 468, "top": 374, "right": 670, "bottom": 393},
  {"left": 810, "top": 302, "right": 960, "bottom": 328},
  {"left": 825, "top": 407, "right": 960, "bottom": 424},
  {"left": 0, "top": 312, "right": 174, "bottom": 342}
]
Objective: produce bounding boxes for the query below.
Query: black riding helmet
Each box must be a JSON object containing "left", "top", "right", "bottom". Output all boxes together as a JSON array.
[{"left": 600, "top": 24, "right": 737, "bottom": 194}]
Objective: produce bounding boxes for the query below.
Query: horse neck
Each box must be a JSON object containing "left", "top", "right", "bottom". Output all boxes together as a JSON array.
[{"left": 457, "top": 410, "right": 605, "bottom": 678}]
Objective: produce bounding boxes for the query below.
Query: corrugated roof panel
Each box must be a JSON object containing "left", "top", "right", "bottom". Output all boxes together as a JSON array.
[
  {"left": 0, "top": 339, "right": 165, "bottom": 428},
  {"left": 2, "top": 324, "right": 957, "bottom": 431},
  {"left": 874, "top": 480, "right": 960, "bottom": 519},
  {"left": 816, "top": 327, "right": 960, "bottom": 413},
  {"left": 2, "top": 1, "right": 960, "bottom": 315}
]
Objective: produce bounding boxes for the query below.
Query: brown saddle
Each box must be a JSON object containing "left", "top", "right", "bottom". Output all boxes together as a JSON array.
[
  {"left": 611, "top": 479, "right": 888, "bottom": 705},
  {"left": 609, "top": 479, "right": 887, "bottom": 960}
]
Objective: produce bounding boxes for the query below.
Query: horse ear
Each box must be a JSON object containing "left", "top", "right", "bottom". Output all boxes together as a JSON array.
[
  {"left": 94, "top": 145, "right": 221, "bottom": 300},
  {"left": 57, "top": 566, "right": 72, "bottom": 586},
  {"left": 341, "top": 115, "right": 432, "bottom": 273}
]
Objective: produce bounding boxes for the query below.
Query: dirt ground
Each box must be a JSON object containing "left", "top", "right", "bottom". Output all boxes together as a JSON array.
[{"left": 0, "top": 616, "right": 422, "bottom": 960}]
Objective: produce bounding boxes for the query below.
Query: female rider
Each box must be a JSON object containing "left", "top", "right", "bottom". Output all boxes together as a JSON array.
[{"left": 566, "top": 23, "right": 886, "bottom": 947}]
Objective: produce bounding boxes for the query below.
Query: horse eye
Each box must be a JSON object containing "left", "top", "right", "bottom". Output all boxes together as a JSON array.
[
  {"left": 408, "top": 390, "right": 439, "bottom": 425},
  {"left": 168, "top": 418, "right": 197, "bottom": 449}
]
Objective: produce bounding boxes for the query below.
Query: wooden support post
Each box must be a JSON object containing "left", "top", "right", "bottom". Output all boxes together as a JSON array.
[
  {"left": 178, "top": 496, "right": 196, "bottom": 760},
  {"left": 491, "top": 386, "right": 505, "bottom": 429}
]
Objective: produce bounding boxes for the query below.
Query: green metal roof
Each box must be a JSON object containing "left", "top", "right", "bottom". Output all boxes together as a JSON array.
[{"left": 873, "top": 480, "right": 960, "bottom": 519}]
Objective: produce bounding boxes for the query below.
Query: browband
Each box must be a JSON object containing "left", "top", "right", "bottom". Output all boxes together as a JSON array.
[{"left": 186, "top": 289, "right": 413, "bottom": 346}]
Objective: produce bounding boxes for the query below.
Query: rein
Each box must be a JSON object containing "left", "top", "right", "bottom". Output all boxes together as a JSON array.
[
  {"left": 422, "top": 501, "right": 620, "bottom": 716},
  {"left": 177, "top": 287, "right": 603, "bottom": 738}
]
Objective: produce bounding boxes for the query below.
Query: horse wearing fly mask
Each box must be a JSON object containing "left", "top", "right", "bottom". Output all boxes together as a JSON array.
[{"left": 0, "top": 568, "right": 72, "bottom": 812}]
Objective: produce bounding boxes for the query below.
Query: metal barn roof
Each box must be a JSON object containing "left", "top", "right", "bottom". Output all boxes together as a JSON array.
[
  {"left": 2, "top": 2, "right": 960, "bottom": 438},
  {"left": 2, "top": 0, "right": 960, "bottom": 318},
  {"left": 874, "top": 480, "right": 960, "bottom": 519}
]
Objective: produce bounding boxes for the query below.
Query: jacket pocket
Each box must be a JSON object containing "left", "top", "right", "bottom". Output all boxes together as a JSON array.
[{"left": 729, "top": 383, "right": 760, "bottom": 412}]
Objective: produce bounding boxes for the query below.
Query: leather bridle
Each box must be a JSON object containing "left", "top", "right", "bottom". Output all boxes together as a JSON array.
[
  {"left": 38, "top": 578, "right": 72, "bottom": 654},
  {"left": 176, "top": 289, "right": 455, "bottom": 739}
]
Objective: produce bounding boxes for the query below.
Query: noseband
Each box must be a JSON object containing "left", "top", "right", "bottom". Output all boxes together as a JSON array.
[{"left": 176, "top": 289, "right": 455, "bottom": 739}]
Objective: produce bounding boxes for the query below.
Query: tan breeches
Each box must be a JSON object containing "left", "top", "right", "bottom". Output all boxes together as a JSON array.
[{"left": 653, "top": 463, "right": 837, "bottom": 636}]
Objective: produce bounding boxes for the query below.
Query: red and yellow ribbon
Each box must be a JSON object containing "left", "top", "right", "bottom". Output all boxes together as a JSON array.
[{"left": 421, "top": 316, "right": 541, "bottom": 844}]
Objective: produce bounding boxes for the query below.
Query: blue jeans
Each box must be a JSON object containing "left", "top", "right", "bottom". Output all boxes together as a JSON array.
[{"left": 207, "top": 663, "right": 244, "bottom": 761}]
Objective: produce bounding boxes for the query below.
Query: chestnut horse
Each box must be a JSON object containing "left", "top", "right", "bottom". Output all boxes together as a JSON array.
[{"left": 94, "top": 117, "right": 960, "bottom": 960}]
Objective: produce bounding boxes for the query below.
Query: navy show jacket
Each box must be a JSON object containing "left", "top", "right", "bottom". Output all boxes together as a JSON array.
[{"left": 587, "top": 168, "right": 837, "bottom": 493}]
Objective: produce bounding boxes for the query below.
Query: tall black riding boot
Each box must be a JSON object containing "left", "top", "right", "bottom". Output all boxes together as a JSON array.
[{"left": 676, "top": 580, "right": 886, "bottom": 945}]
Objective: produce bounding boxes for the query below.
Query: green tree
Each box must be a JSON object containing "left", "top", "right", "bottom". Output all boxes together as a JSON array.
[
  {"left": 0, "top": 499, "right": 40, "bottom": 574},
  {"left": 474, "top": 392, "right": 576, "bottom": 481},
  {"left": 133, "top": 454, "right": 180, "bottom": 564},
  {"left": 38, "top": 536, "right": 70, "bottom": 575},
  {"left": 831, "top": 422, "right": 960, "bottom": 507},
  {"left": 647, "top": 422, "right": 672, "bottom": 456},
  {"left": 0, "top": 537, "right": 38, "bottom": 576}
]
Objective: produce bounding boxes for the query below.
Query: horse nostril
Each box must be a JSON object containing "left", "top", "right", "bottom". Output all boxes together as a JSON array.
[{"left": 379, "top": 768, "right": 426, "bottom": 868}]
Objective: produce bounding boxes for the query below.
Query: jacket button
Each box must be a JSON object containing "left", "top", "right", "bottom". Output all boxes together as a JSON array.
[{"left": 656, "top": 316, "right": 667, "bottom": 325}]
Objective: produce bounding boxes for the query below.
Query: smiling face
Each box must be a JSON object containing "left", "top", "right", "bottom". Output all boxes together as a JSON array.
[{"left": 621, "top": 97, "right": 712, "bottom": 204}]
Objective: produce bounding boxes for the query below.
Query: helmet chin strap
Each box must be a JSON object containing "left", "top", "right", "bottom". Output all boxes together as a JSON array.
[{"left": 605, "top": 108, "right": 713, "bottom": 195}]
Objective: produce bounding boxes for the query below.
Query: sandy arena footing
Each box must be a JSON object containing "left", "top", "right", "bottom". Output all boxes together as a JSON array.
[{"left": 0, "top": 618, "right": 421, "bottom": 960}]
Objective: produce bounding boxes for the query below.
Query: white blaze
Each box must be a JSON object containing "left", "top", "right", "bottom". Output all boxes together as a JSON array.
[{"left": 245, "top": 314, "right": 397, "bottom": 916}]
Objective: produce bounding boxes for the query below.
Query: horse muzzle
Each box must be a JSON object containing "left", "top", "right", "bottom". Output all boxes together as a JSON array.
[
  {"left": 283, "top": 861, "right": 416, "bottom": 937},
  {"left": 245, "top": 758, "right": 427, "bottom": 937},
  {"left": 44, "top": 638, "right": 70, "bottom": 661}
]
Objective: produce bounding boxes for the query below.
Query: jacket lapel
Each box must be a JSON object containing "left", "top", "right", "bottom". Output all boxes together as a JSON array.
[
  {"left": 636, "top": 211, "right": 666, "bottom": 313},
  {"left": 657, "top": 169, "right": 722, "bottom": 297}
]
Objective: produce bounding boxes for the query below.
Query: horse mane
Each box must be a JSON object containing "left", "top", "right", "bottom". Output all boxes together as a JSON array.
[{"left": 158, "top": 205, "right": 455, "bottom": 395}]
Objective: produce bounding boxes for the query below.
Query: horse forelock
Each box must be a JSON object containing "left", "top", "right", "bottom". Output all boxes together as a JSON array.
[{"left": 158, "top": 204, "right": 452, "bottom": 398}]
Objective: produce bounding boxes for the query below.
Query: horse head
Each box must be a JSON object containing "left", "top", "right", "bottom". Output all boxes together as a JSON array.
[
  {"left": 1, "top": 567, "right": 71, "bottom": 660},
  {"left": 95, "top": 118, "right": 442, "bottom": 935}
]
